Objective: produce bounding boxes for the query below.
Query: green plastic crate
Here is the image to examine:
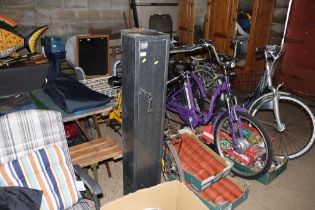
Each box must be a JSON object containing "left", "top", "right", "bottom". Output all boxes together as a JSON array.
[
  {"left": 181, "top": 133, "right": 234, "bottom": 191},
  {"left": 191, "top": 176, "right": 250, "bottom": 210}
]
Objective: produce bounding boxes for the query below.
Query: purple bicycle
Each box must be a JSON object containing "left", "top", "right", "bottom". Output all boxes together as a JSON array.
[{"left": 166, "top": 40, "right": 273, "bottom": 179}]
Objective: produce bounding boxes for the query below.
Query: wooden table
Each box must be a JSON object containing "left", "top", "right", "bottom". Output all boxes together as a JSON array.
[
  {"left": 69, "top": 137, "right": 122, "bottom": 181},
  {"left": 30, "top": 89, "right": 118, "bottom": 178},
  {"left": 30, "top": 88, "right": 113, "bottom": 139},
  {"left": 30, "top": 89, "right": 113, "bottom": 122}
]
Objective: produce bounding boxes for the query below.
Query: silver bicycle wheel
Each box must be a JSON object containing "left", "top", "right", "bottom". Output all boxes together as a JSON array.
[
  {"left": 161, "top": 140, "right": 185, "bottom": 182},
  {"left": 250, "top": 95, "right": 315, "bottom": 159}
]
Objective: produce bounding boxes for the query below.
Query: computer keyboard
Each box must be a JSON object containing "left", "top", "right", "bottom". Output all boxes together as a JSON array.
[{"left": 79, "top": 76, "right": 120, "bottom": 99}]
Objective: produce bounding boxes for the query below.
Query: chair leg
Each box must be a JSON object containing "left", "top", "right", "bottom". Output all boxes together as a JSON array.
[{"left": 92, "top": 193, "right": 101, "bottom": 210}]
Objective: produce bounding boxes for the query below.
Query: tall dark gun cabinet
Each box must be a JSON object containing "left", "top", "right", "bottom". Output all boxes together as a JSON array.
[{"left": 121, "top": 29, "right": 170, "bottom": 194}]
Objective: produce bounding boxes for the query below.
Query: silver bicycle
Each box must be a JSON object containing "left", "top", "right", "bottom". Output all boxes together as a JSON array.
[
  {"left": 243, "top": 45, "right": 315, "bottom": 159},
  {"left": 194, "top": 40, "right": 315, "bottom": 159}
]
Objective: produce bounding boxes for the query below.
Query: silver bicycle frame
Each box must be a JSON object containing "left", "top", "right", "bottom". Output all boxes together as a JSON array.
[{"left": 249, "top": 47, "right": 287, "bottom": 132}]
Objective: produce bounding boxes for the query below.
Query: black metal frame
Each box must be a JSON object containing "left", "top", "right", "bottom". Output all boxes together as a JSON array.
[{"left": 73, "top": 165, "right": 103, "bottom": 210}]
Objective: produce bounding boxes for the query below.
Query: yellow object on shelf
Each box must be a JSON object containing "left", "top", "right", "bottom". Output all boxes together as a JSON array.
[{"left": 108, "top": 90, "right": 122, "bottom": 124}]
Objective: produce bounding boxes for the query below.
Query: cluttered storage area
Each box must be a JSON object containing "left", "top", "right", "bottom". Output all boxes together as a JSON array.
[{"left": 0, "top": 0, "right": 314, "bottom": 209}]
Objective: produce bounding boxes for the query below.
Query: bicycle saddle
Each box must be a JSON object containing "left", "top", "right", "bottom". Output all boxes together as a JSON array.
[{"left": 173, "top": 60, "right": 193, "bottom": 75}]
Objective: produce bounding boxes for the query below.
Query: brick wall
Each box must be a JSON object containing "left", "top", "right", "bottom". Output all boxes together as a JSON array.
[{"left": 0, "top": 0, "right": 130, "bottom": 39}]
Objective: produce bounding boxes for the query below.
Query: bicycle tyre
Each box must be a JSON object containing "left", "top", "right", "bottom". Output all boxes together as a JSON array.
[
  {"left": 250, "top": 95, "right": 315, "bottom": 159},
  {"left": 161, "top": 140, "right": 185, "bottom": 182},
  {"left": 214, "top": 111, "right": 273, "bottom": 179}
]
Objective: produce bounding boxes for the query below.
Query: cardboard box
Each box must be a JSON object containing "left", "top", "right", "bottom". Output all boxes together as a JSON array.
[
  {"left": 179, "top": 133, "right": 233, "bottom": 191},
  {"left": 101, "top": 181, "right": 209, "bottom": 210},
  {"left": 191, "top": 176, "right": 250, "bottom": 210}
]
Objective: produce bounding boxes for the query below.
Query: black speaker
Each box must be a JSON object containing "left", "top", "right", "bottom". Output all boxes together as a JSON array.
[
  {"left": 122, "top": 29, "right": 170, "bottom": 194},
  {"left": 76, "top": 35, "right": 110, "bottom": 76}
]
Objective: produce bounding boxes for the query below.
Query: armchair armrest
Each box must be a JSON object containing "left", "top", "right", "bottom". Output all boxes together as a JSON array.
[{"left": 73, "top": 164, "right": 103, "bottom": 210}]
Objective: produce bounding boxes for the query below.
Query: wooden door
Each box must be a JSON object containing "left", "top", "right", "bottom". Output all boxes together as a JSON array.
[
  {"left": 204, "top": 0, "right": 239, "bottom": 55},
  {"left": 234, "top": 0, "right": 275, "bottom": 91},
  {"left": 244, "top": 0, "right": 275, "bottom": 73},
  {"left": 177, "top": 0, "right": 195, "bottom": 44},
  {"left": 278, "top": 0, "right": 315, "bottom": 97}
]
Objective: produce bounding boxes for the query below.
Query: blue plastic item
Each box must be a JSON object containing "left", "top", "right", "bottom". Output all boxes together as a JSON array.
[{"left": 41, "top": 36, "right": 65, "bottom": 55}]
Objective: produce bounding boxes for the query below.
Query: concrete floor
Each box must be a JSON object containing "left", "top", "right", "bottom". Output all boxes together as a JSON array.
[
  {"left": 83, "top": 124, "right": 315, "bottom": 210},
  {"left": 84, "top": 99, "right": 315, "bottom": 210}
]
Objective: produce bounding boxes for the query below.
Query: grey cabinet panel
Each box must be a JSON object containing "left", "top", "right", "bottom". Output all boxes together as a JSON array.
[{"left": 122, "top": 29, "right": 169, "bottom": 194}]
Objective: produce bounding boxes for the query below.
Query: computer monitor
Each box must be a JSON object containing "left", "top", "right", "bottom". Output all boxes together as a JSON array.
[{"left": 76, "top": 35, "right": 110, "bottom": 76}]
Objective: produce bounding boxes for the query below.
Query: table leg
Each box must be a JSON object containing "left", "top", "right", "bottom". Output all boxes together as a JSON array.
[
  {"left": 91, "top": 163, "right": 99, "bottom": 182},
  {"left": 92, "top": 115, "right": 112, "bottom": 179},
  {"left": 105, "top": 162, "right": 112, "bottom": 178},
  {"left": 75, "top": 120, "right": 89, "bottom": 140}
]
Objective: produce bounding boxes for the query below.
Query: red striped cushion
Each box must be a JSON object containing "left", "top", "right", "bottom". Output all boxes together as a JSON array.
[{"left": 0, "top": 145, "right": 79, "bottom": 210}]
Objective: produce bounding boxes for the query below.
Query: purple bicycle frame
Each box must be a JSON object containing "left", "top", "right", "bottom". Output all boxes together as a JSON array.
[{"left": 166, "top": 72, "right": 246, "bottom": 146}]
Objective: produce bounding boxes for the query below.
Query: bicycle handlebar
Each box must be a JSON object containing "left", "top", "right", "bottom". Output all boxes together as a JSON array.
[
  {"left": 169, "top": 41, "right": 209, "bottom": 54},
  {"left": 255, "top": 45, "right": 284, "bottom": 61},
  {"left": 255, "top": 45, "right": 281, "bottom": 54},
  {"left": 169, "top": 45, "right": 202, "bottom": 54},
  {"left": 185, "top": 40, "right": 223, "bottom": 66},
  {"left": 170, "top": 40, "right": 232, "bottom": 68}
]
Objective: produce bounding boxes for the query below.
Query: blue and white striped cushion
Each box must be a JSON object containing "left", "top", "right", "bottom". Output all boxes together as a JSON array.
[{"left": 0, "top": 144, "right": 79, "bottom": 210}]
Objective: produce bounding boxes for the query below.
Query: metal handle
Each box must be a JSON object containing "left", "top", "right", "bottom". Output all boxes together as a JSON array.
[
  {"left": 147, "top": 94, "right": 153, "bottom": 113},
  {"left": 139, "top": 88, "right": 153, "bottom": 113}
]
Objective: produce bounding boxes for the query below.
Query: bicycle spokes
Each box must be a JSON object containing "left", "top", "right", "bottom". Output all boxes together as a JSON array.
[
  {"left": 214, "top": 111, "right": 273, "bottom": 179},
  {"left": 218, "top": 128, "right": 266, "bottom": 165}
]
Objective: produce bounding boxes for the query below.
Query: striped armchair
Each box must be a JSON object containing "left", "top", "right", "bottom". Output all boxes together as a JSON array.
[{"left": 0, "top": 109, "right": 102, "bottom": 210}]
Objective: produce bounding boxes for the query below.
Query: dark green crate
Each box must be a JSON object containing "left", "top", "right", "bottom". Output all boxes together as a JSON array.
[
  {"left": 181, "top": 132, "right": 233, "bottom": 191},
  {"left": 232, "top": 156, "right": 288, "bottom": 185},
  {"left": 193, "top": 176, "right": 250, "bottom": 210}
]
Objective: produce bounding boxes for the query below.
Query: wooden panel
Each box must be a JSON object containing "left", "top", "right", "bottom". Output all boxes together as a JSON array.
[
  {"left": 278, "top": 0, "right": 315, "bottom": 97},
  {"left": 177, "top": 0, "right": 195, "bottom": 44},
  {"left": 234, "top": 0, "right": 275, "bottom": 91},
  {"left": 204, "top": 0, "right": 239, "bottom": 55},
  {"left": 244, "top": 0, "right": 275, "bottom": 73},
  {"left": 69, "top": 137, "right": 122, "bottom": 167}
]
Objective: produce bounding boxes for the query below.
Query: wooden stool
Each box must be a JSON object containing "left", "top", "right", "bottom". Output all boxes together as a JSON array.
[{"left": 69, "top": 137, "right": 122, "bottom": 182}]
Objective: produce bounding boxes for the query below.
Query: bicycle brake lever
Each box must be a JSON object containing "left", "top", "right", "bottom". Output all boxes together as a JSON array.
[{"left": 276, "top": 83, "right": 283, "bottom": 92}]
